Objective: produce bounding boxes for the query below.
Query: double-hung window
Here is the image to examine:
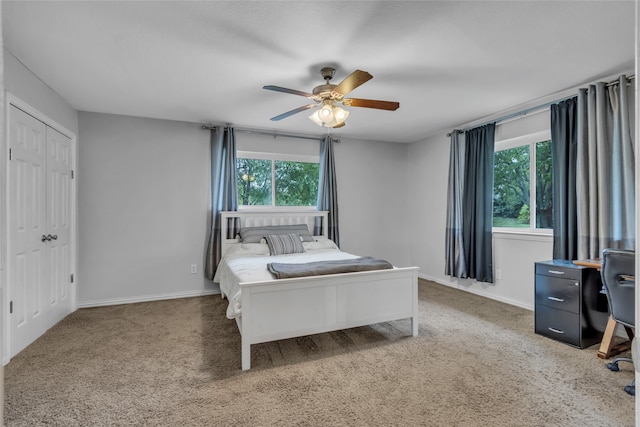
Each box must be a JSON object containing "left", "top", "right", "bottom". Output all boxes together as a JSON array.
[
  {"left": 492, "top": 130, "right": 552, "bottom": 232},
  {"left": 236, "top": 151, "right": 319, "bottom": 209}
]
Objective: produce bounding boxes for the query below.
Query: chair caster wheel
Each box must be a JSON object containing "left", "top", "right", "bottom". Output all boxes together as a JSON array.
[
  {"left": 624, "top": 385, "right": 635, "bottom": 396},
  {"left": 607, "top": 362, "right": 620, "bottom": 371}
]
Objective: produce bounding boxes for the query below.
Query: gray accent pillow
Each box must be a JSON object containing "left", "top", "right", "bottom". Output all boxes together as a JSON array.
[
  {"left": 240, "top": 224, "right": 314, "bottom": 243},
  {"left": 264, "top": 233, "right": 306, "bottom": 256}
]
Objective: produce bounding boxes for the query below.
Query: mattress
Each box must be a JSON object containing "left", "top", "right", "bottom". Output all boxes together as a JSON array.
[{"left": 213, "top": 238, "right": 360, "bottom": 319}]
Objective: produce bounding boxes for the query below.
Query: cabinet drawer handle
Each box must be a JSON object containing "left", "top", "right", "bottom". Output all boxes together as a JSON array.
[
  {"left": 548, "top": 270, "right": 565, "bottom": 275},
  {"left": 548, "top": 296, "right": 564, "bottom": 302},
  {"left": 548, "top": 327, "right": 564, "bottom": 334}
]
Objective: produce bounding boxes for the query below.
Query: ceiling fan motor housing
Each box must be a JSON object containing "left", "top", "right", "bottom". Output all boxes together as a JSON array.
[
  {"left": 313, "top": 84, "right": 337, "bottom": 98},
  {"left": 314, "top": 67, "right": 342, "bottom": 100}
]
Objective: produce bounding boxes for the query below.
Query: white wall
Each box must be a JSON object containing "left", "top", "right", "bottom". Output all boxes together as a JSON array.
[
  {"left": 334, "top": 137, "right": 411, "bottom": 267},
  {"left": 77, "top": 113, "right": 214, "bottom": 306},
  {"left": 3, "top": 49, "right": 77, "bottom": 135}
]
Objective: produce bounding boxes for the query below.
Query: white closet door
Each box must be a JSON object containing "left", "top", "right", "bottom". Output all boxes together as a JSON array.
[
  {"left": 8, "top": 105, "right": 73, "bottom": 358},
  {"left": 45, "top": 127, "right": 73, "bottom": 325}
]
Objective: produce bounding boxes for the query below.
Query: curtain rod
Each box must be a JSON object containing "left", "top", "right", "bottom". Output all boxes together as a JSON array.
[
  {"left": 447, "top": 74, "right": 635, "bottom": 137},
  {"left": 201, "top": 125, "right": 340, "bottom": 143}
]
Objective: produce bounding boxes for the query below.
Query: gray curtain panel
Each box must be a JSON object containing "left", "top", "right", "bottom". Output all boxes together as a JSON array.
[
  {"left": 577, "top": 75, "right": 635, "bottom": 259},
  {"left": 205, "top": 127, "right": 238, "bottom": 280},
  {"left": 445, "top": 131, "right": 468, "bottom": 278},
  {"left": 316, "top": 135, "right": 340, "bottom": 246},
  {"left": 462, "top": 124, "right": 495, "bottom": 283},
  {"left": 608, "top": 76, "right": 635, "bottom": 248},
  {"left": 550, "top": 97, "right": 578, "bottom": 260}
]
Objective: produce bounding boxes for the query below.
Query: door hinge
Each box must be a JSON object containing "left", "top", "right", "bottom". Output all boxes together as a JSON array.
[
  {"left": 70, "top": 274, "right": 74, "bottom": 283},
  {"left": 9, "top": 301, "right": 13, "bottom": 314},
  {"left": 9, "top": 148, "right": 12, "bottom": 161},
  {"left": 71, "top": 170, "right": 75, "bottom": 179}
]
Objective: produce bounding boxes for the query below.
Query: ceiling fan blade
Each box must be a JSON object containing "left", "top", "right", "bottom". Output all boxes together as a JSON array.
[
  {"left": 344, "top": 98, "right": 400, "bottom": 111},
  {"left": 332, "top": 70, "right": 373, "bottom": 97},
  {"left": 263, "top": 85, "right": 316, "bottom": 99},
  {"left": 270, "top": 104, "right": 317, "bottom": 121}
]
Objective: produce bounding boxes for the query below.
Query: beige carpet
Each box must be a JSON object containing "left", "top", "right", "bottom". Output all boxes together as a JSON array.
[{"left": 4, "top": 280, "right": 635, "bottom": 426}]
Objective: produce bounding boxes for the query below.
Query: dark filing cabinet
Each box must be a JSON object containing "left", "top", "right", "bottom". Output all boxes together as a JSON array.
[{"left": 534, "top": 260, "right": 609, "bottom": 348}]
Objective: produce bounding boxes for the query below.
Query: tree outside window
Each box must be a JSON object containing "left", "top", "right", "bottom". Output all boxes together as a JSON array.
[
  {"left": 493, "top": 134, "right": 552, "bottom": 231},
  {"left": 237, "top": 155, "right": 319, "bottom": 208},
  {"left": 535, "top": 141, "right": 552, "bottom": 228},
  {"left": 493, "top": 145, "right": 530, "bottom": 227},
  {"left": 275, "top": 161, "right": 319, "bottom": 206},
  {"left": 237, "top": 158, "right": 271, "bottom": 206}
]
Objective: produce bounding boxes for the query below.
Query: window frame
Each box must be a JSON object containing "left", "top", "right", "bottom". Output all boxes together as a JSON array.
[
  {"left": 492, "top": 129, "right": 553, "bottom": 236},
  {"left": 236, "top": 150, "right": 320, "bottom": 211}
]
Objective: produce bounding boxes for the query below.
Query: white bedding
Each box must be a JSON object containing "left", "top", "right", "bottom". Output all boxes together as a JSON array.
[{"left": 214, "top": 238, "right": 360, "bottom": 319}]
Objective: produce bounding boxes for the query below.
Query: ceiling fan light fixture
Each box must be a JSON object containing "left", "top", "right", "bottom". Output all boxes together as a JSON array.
[
  {"left": 333, "top": 106, "right": 349, "bottom": 123},
  {"left": 309, "top": 104, "right": 349, "bottom": 128},
  {"left": 308, "top": 110, "right": 323, "bottom": 126},
  {"left": 319, "top": 103, "right": 334, "bottom": 123}
]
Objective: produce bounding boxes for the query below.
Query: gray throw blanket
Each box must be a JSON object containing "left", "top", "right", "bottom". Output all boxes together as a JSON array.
[{"left": 267, "top": 256, "right": 393, "bottom": 279}]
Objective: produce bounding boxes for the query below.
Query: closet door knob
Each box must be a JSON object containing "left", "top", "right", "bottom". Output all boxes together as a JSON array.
[
  {"left": 51, "top": 235, "right": 58, "bottom": 240},
  {"left": 41, "top": 234, "right": 48, "bottom": 242}
]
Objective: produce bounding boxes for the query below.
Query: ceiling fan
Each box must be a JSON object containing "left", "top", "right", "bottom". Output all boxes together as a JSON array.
[{"left": 263, "top": 67, "right": 400, "bottom": 128}]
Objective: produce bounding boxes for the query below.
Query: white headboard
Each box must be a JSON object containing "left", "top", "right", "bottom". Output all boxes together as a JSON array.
[{"left": 219, "top": 211, "right": 328, "bottom": 258}]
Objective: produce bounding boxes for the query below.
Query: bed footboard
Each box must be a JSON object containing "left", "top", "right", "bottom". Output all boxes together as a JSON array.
[{"left": 238, "top": 266, "right": 419, "bottom": 371}]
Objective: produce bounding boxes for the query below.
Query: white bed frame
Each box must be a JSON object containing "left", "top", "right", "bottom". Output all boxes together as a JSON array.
[{"left": 219, "top": 211, "right": 419, "bottom": 370}]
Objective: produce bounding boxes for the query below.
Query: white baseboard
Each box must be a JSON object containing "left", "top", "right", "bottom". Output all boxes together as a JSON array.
[
  {"left": 77, "top": 289, "right": 221, "bottom": 309},
  {"left": 418, "top": 273, "right": 535, "bottom": 312}
]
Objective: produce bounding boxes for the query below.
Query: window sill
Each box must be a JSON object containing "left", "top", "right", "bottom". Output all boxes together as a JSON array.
[
  {"left": 237, "top": 206, "right": 318, "bottom": 212},
  {"left": 492, "top": 228, "right": 553, "bottom": 242}
]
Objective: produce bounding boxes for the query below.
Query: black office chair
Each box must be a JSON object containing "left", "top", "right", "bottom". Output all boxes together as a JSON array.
[{"left": 601, "top": 248, "right": 636, "bottom": 395}]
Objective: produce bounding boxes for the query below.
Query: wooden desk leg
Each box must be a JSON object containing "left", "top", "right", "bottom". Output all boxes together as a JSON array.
[
  {"left": 597, "top": 315, "right": 632, "bottom": 359},
  {"left": 597, "top": 316, "right": 618, "bottom": 359}
]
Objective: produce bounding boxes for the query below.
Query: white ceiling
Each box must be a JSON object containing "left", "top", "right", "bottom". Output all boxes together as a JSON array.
[{"left": 3, "top": 1, "right": 636, "bottom": 143}]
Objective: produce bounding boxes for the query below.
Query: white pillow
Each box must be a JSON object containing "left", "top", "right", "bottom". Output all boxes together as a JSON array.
[
  {"left": 303, "top": 238, "right": 339, "bottom": 251},
  {"left": 241, "top": 243, "right": 271, "bottom": 255},
  {"left": 224, "top": 242, "right": 270, "bottom": 257}
]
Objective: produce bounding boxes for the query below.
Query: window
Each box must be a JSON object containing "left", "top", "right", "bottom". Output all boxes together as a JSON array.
[
  {"left": 493, "top": 130, "right": 552, "bottom": 231},
  {"left": 237, "top": 151, "right": 319, "bottom": 208}
]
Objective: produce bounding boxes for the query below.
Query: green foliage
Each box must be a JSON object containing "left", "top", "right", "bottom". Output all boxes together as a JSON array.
[
  {"left": 493, "top": 217, "right": 529, "bottom": 228},
  {"left": 237, "top": 158, "right": 319, "bottom": 207},
  {"left": 275, "top": 161, "right": 319, "bottom": 206},
  {"left": 493, "top": 145, "right": 530, "bottom": 220},
  {"left": 493, "top": 140, "right": 553, "bottom": 229},
  {"left": 237, "top": 158, "right": 271, "bottom": 205},
  {"left": 535, "top": 141, "right": 553, "bottom": 228},
  {"left": 517, "top": 204, "right": 530, "bottom": 224}
]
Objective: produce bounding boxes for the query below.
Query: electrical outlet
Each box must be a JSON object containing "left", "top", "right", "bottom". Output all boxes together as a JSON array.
[{"left": 190, "top": 264, "right": 197, "bottom": 274}]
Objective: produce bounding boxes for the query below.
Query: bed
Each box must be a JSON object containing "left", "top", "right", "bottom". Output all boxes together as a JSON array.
[{"left": 213, "top": 211, "right": 419, "bottom": 370}]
